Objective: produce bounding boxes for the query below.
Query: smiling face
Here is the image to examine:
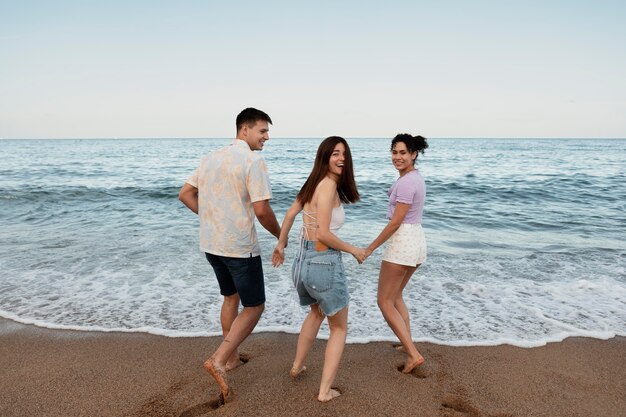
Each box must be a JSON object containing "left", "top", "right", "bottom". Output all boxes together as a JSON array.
[
  {"left": 391, "top": 141, "right": 417, "bottom": 175},
  {"left": 327, "top": 142, "right": 346, "bottom": 179},
  {"left": 240, "top": 120, "right": 270, "bottom": 151}
]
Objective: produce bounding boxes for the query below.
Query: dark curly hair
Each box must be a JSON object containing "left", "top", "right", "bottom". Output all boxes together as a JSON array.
[{"left": 390, "top": 133, "right": 428, "bottom": 165}]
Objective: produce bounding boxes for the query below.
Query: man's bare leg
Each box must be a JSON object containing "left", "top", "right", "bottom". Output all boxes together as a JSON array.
[
  {"left": 291, "top": 304, "right": 325, "bottom": 377},
  {"left": 220, "top": 294, "right": 243, "bottom": 371},
  {"left": 204, "top": 303, "right": 264, "bottom": 398},
  {"left": 318, "top": 307, "right": 348, "bottom": 402}
]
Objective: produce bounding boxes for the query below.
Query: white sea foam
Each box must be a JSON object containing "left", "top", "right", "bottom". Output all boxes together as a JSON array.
[
  {"left": 1, "top": 234, "right": 624, "bottom": 347},
  {"left": 1, "top": 138, "right": 625, "bottom": 347}
]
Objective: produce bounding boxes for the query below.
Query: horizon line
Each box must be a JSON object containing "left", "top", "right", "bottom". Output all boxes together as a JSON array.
[{"left": 2, "top": 136, "right": 625, "bottom": 141}]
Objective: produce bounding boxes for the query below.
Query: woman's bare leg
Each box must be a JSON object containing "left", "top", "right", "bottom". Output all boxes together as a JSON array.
[
  {"left": 393, "top": 265, "right": 418, "bottom": 352},
  {"left": 378, "top": 261, "right": 424, "bottom": 372},
  {"left": 318, "top": 306, "right": 348, "bottom": 402},
  {"left": 291, "top": 304, "right": 325, "bottom": 377}
]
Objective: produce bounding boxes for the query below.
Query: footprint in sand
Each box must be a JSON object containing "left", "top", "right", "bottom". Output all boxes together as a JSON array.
[
  {"left": 133, "top": 376, "right": 222, "bottom": 417},
  {"left": 178, "top": 383, "right": 235, "bottom": 416},
  {"left": 440, "top": 394, "right": 481, "bottom": 417},
  {"left": 136, "top": 354, "right": 251, "bottom": 416},
  {"left": 178, "top": 398, "right": 223, "bottom": 417}
]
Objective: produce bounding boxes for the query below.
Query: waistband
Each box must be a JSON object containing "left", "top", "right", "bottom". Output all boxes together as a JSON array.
[{"left": 301, "top": 240, "right": 340, "bottom": 253}]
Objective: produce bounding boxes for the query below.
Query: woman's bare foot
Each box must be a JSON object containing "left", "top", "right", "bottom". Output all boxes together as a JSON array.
[
  {"left": 402, "top": 354, "right": 425, "bottom": 374},
  {"left": 289, "top": 365, "right": 307, "bottom": 378},
  {"left": 204, "top": 358, "right": 230, "bottom": 399},
  {"left": 318, "top": 388, "right": 341, "bottom": 402},
  {"left": 393, "top": 343, "right": 407, "bottom": 353}
]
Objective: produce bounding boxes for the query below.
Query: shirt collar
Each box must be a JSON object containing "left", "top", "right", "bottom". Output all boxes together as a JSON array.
[
  {"left": 232, "top": 138, "right": 251, "bottom": 150},
  {"left": 232, "top": 139, "right": 252, "bottom": 151}
]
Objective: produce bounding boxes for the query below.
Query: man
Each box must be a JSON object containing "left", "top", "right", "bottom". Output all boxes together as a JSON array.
[{"left": 179, "top": 108, "right": 281, "bottom": 400}]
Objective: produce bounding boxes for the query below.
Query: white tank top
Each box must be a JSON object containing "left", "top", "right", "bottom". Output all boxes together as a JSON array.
[{"left": 302, "top": 204, "right": 344, "bottom": 240}]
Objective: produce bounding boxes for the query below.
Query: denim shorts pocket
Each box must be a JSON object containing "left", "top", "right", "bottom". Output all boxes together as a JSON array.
[{"left": 303, "top": 257, "right": 335, "bottom": 292}]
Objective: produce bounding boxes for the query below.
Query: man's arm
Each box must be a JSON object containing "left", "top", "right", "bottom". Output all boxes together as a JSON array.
[
  {"left": 252, "top": 199, "right": 280, "bottom": 239},
  {"left": 272, "top": 199, "right": 302, "bottom": 266},
  {"left": 179, "top": 183, "right": 199, "bottom": 214}
]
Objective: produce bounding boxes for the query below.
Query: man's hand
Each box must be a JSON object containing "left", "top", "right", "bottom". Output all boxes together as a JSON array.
[{"left": 272, "top": 245, "right": 285, "bottom": 267}]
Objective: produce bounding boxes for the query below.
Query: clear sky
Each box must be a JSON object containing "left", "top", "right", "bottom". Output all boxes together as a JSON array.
[{"left": 1, "top": 1, "right": 625, "bottom": 139}]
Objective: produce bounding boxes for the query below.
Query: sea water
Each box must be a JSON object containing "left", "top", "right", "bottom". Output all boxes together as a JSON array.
[{"left": 1, "top": 138, "right": 624, "bottom": 347}]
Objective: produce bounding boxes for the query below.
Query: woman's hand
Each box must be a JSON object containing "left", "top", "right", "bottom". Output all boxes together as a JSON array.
[
  {"left": 350, "top": 246, "right": 367, "bottom": 264},
  {"left": 272, "top": 245, "right": 285, "bottom": 267}
]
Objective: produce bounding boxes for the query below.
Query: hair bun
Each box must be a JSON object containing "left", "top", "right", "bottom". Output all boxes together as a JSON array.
[{"left": 413, "top": 135, "right": 429, "bottom": 154}]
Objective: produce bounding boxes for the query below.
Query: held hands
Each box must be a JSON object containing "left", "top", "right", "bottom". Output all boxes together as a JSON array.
[
  {"left": 350, "top": 247, "right": 368, "bottom": 264},
  {"left": 350, "top": 247, "right": 374, "bottom": 264},
  {"left": 272, "top": 245, "right": 285, "bottom": 267}
]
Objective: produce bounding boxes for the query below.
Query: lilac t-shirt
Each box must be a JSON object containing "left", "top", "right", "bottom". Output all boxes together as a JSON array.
[{"left": 387, "top": 169, "right": 426, "bottom": 224}]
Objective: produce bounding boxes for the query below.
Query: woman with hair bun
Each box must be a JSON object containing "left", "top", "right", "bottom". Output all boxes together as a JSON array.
[{"left": 365, "top": 133, "right": 429, "bottom": 373}]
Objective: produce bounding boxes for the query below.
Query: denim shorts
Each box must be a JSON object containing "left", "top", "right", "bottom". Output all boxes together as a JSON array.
[
  {"left": 205, "top": 253, "right": 265, "bottom": 307},
  {"left": 292, "top": 241, "right": 349, "bottom": 316}
]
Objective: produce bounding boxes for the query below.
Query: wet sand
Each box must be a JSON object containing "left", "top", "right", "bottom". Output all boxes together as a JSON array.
[{"left": 0, "top": 318, "right": 624, "bottom": 417}]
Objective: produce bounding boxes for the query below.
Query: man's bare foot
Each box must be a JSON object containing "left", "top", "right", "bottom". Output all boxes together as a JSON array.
[
  {"left": 224, "top": 350, "right": 243, "bottom": 372},
  {"left": 204, "top": 358, "right": 230, "bottom": 398},
  {"left": 318, "top": 388, "right": 341, "bottom": 402},
  {"left": 289, "top": 365, "right": 307, "bottom": 378},
  {"left": 225, "top": 357, "right": 244, "bottom": 371},
  {"left": 402, "top": 354, "right": 425, "bottom": 374},
  {"left": 218, "top": 388, "right": 233, "bottom": 405}
]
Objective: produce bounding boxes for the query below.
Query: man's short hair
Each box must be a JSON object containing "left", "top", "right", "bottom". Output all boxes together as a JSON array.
[{"left": 236, "top": 108, "right": 272, "bottom": 131}]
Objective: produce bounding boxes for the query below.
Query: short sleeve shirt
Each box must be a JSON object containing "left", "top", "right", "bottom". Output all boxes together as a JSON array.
[
  {"left": 387, "top": 169, "right": 426, "bottom": 224},
  {"left": 186, "top": 139, "right": 272, "bottom": 257}
]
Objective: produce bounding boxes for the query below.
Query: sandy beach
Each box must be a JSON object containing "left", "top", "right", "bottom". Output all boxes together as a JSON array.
[{"left": 0, "top": 317, "right": 624, "bottom": 417}]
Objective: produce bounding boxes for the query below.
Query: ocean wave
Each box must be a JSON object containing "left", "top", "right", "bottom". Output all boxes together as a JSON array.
[
  {"left": 0, "top": 185, "right": 182, "bottom": 202},
  {"left": 2, "top": 138, "right": 625, "bottom": 346}
]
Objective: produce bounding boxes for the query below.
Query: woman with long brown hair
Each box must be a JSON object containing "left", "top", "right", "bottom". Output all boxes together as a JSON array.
[{"left": 272, "top": 136, "right": 366, "bottom": 402}]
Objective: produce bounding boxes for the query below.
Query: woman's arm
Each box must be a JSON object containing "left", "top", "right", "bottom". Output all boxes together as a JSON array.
[
  {"left": 316, "top": 179, "right": 366, "bottom": 263},
  {"left": 272, "top": 199, "right": 303, "bottom": 267},
  {"left": 365, "top": 202, "right": 411, "bottom": 257}
]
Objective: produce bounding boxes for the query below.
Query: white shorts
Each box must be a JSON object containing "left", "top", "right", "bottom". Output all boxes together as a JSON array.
[{"left": 382, "top": 223, "right": 427, "bottom": 267}]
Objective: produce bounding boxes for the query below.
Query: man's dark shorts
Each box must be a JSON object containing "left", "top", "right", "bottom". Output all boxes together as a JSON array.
[{"left": 205, "top": 253, "right": 265, "bottom": 307}]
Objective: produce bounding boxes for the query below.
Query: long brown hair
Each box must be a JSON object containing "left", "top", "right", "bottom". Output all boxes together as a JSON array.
[{"left": 296, "top": 136, "right": 360, "bottom": 205}]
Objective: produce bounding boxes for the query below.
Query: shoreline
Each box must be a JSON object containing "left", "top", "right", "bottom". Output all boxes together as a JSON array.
[
  {"left": 1, "top": 313, "right": 618, "bottom": 348},
  {"left": 1, "top": 317, "right": 624, "bottom": 416}
]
